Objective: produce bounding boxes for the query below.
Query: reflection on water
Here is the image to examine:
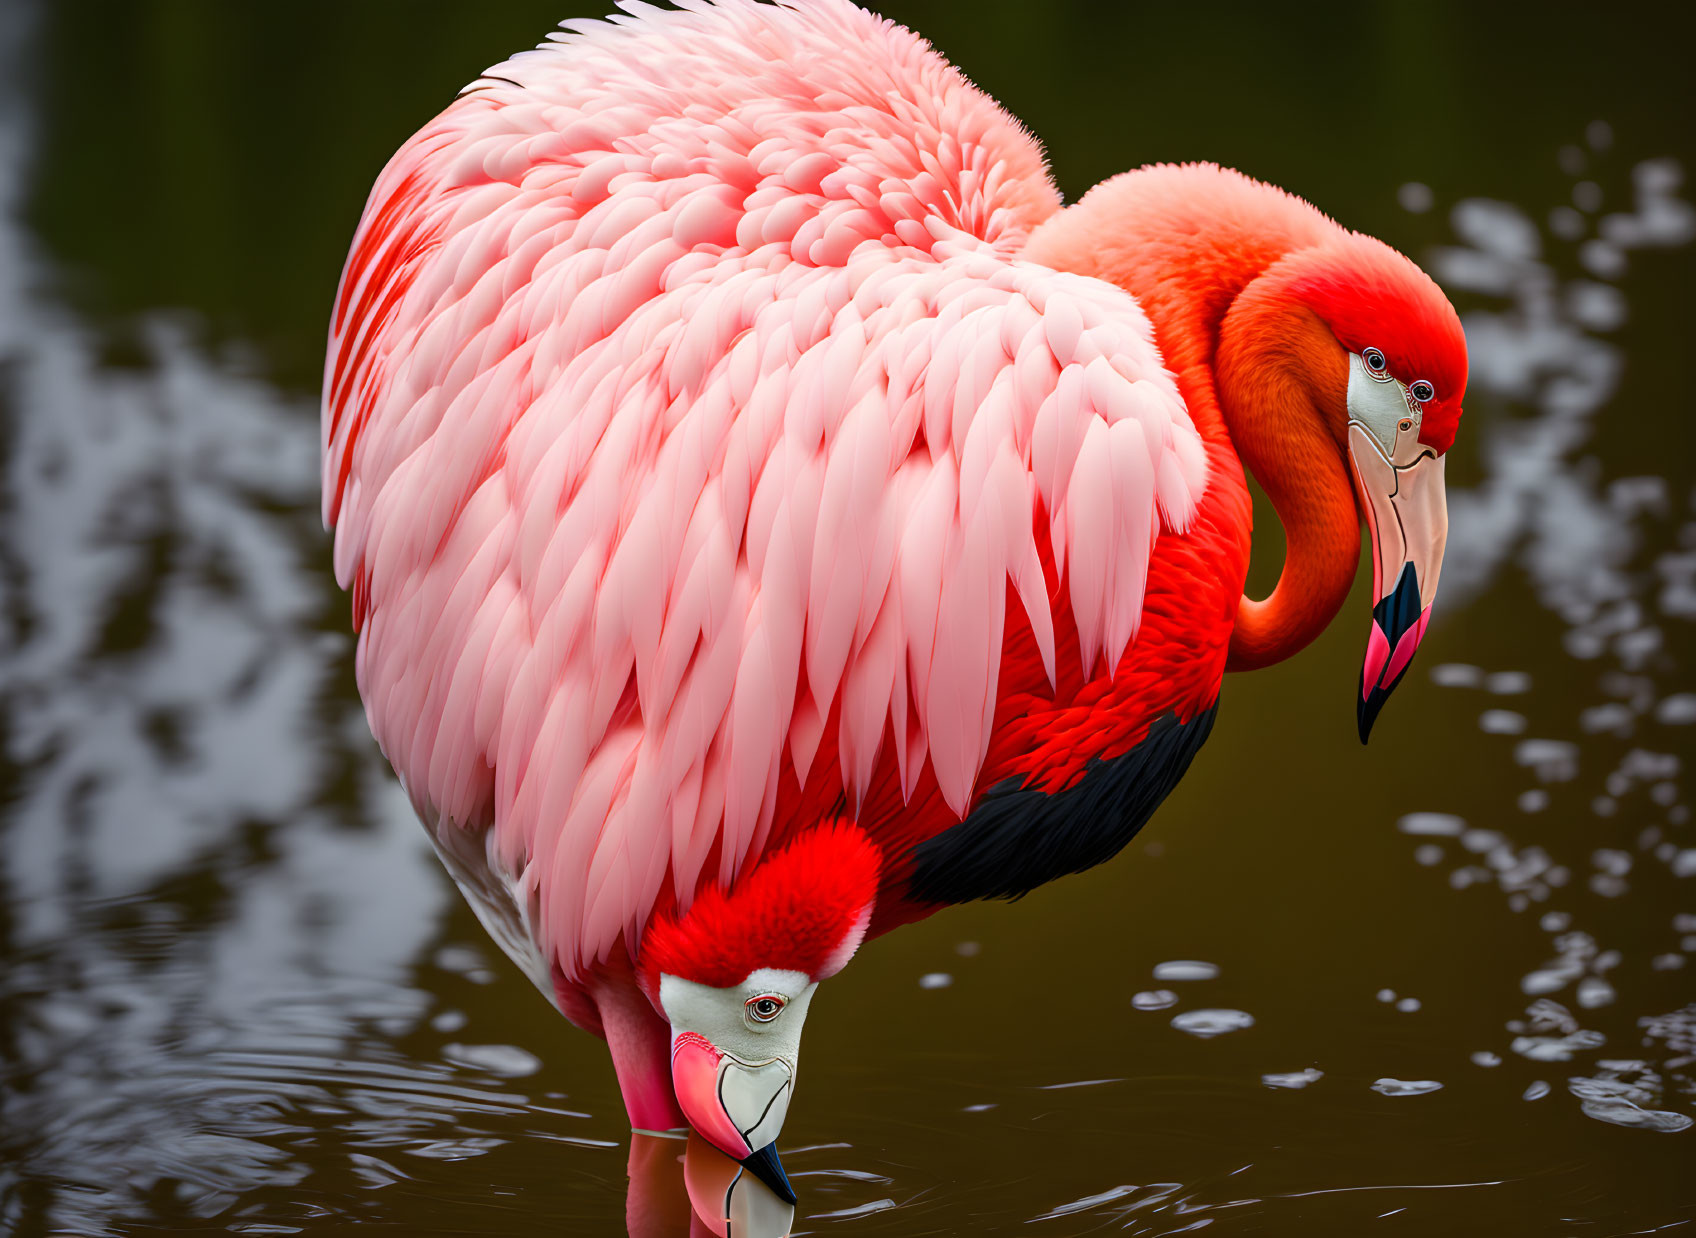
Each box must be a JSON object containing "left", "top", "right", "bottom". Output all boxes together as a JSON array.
[
  {"left": 1394, "top": 139, "right": 1696, "bottom": 1144},
  {"left": 1438, "top": 146, "right": 1696, "bottom": 614},
  {"left": 0, "top": 3, "right": 1692, "bottom": 1235},
  {"left": 0, "top": 7, "right": 467, "bottom": 1228}
]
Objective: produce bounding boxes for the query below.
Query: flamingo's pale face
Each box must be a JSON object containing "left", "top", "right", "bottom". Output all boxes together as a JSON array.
[
  {"left": 659, "top": 967, "right": 817, "bottom": 1230},
  {"left": 1345, "top": 347, "right": 1450, "bottom": 741}
]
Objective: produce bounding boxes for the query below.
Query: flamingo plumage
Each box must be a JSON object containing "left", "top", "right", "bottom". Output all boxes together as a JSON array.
[{"left": 322, "top": 0, "right": 1466, "bottom": 1227}]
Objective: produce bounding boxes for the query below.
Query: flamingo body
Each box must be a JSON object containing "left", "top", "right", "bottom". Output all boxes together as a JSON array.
[{"left": 323, "top": 1, "right": 1466, "bottom": 1210}]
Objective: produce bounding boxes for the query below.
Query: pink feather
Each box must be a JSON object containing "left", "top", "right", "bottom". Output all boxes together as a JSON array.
[{"left": 323, "top": 0, "right": 1207, "bottom": 980}]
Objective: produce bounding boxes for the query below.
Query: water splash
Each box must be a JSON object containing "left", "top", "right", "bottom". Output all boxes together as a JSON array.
[{"left": 1171, "top": 1010, "right": 1255, "bottom": 1039}]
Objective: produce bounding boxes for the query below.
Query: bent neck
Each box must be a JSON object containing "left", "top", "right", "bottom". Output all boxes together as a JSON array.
[
  {"left": 1022, "top": 164, "right": 1360, "bottom": 669},
  {"left": 1214, "top": 266, "right": 1356, "bottom": 669}
]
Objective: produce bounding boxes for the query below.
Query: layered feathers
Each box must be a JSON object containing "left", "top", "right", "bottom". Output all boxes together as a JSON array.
[
  {"left": 322, "top": 0, "right": 1209, "bottom": 981},
  {"left": 639, "top": 821, "right": 880, "bottom": 993}
]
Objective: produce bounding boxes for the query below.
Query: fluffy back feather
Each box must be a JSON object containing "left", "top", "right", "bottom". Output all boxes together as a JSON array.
[
  {"left": 638, "top": 821, "right": 880, "bottom": 994},
  {"left": 323, "top": 0, "right": 1208, "bottom": 980}
]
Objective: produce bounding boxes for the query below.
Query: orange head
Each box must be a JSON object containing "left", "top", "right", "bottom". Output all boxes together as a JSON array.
[{"left": 1219, "top": 232, "right": 1468, "bottom": 738}]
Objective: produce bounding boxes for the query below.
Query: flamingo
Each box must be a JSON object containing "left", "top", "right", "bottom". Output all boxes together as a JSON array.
[{"left": 322, "top": 0, "right": 1466, "bottom": 1230}]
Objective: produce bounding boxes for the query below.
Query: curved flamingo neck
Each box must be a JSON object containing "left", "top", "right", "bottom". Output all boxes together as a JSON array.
[
  {"left": 1022, "top": 164, "right": 1360, "bottom": 670},
  {"left": 1214, "top": 268, "right": 1355, "bottom": 669}
]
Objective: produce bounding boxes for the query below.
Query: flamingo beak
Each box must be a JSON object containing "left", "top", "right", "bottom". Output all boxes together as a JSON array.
[
  {"left": 671, "top": 1031, "right": 797, "bottom": 1208},
  {"left": 1347, "top": 422, "right": 1447, "bottom": 743}
]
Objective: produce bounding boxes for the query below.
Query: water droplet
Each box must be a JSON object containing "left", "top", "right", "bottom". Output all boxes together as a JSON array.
[
  {"left": 1523, "top": 1081, "right": 1551, "bottom": 1101},
  {"left": 1471, "top": 1051, "right": 1502, "bottom": 1068},
  {"left": 1450, "top": 866, "right": 1489, "bottom": 890},
  {"left": 1581, "top": 1099, "right": 1693, "bottom": 1132},
  {"left": 1580, "top": 702, "right": 1635, "bottom": 735},
  {"left": 433, "top": 945, "right": 487, "bottom": 974},
  {"left": 1512, "top": 1030, "right": 1605, "bottom": 1061},
  {"left": 1372, "top": 1078, "right": 1443, "bottom": 1096},
  {"left": 1571, "top": 1074, "right": 1694, "bottom": 1132},
  {"left": 1398, "top": 182, "right": 1434, "bottom": 213},
  {"left": 918, "top": 972, "right": 952, "bottom": 990},
  {"left": 1655, "top": 693, "right": 1696, "bottom": 724},
  {"left": 1171, "top": 1009, "right": 1254, "bottom": 1038},
  {"left": 1589, "top": 872, "right": 1629, "bottom": 897},
  {"left": 1263, "top": 1067, "right": 1323, "bottom": 1089},
  {"left": 441, "top": 1043, "right": 542, "bottom": 1078},
  {"left": 1430, "top": 663, "right": 1483, "bottom": 687},
  {"left": 1396, "top": 997, "right": 1422, "bottom": 1013},
  {"left": 1486, "top": 671, "right": 1532, "bottom": 695},
  {"left": 1592, "top": 849, "right": 1632, "bottom": 875},
  {"left": 1461, "top": 829, "right": 1503, "bottom": 854},
  {"left": 1515, "top": 739, "right": 1580, "bottom": 782},
  {"left": 1153, "top": 960, "right": 1219, "bottom": 982},
  {"left": 1133, "top": 989, "right": 1178, "bottom": 1011},
  {"left": 1580, "top": 238, "right": 1627, "bottom": 278},
  {"left": 1576, "top": 977, "right": 1616, "bottom": 1009},
  {"left": 1480, "top": 709, "right": 1527, "bottom": 734},
  {"left": 1377, "top": 989, "right": 1397, "bottom": 1003},
  {"left": 1398, "top": 812, "right": 1465, "bottom": 836}
]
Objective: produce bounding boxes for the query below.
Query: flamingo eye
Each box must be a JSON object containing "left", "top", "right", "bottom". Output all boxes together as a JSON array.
[
  {"left": 1362, "top": 347, "right": 1389, "bottom": 376},
  {"left": 745, "top": 995, "right": 786, "bottom": 1023},
  {"left": 1408, "top": 379, "right": 1435, "bottom": 403}
]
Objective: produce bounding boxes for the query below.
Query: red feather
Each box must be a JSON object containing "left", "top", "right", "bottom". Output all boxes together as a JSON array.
[{"left": 638, "top": 821, "right": 880, "bottom": 991}]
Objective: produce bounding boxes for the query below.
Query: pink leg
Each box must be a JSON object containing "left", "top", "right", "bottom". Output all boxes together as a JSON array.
[{"left": 587, "top": 963, "right": 686, "bottom": 1132}]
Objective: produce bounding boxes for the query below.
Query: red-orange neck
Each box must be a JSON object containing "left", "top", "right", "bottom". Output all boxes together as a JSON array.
[
  {"left": 1023, "top": 164, "right": 1360, "bottom": 670},
  {"left": 1214, "top": 267, "right": 1355, "bottom": 669}
]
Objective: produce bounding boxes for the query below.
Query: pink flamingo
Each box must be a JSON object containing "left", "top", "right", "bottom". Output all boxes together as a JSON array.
[{"left": 323, "top": 1, "right": 1465, "bottom": 1229}]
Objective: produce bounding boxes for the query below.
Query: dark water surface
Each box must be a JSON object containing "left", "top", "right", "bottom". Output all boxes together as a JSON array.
[{"left": 2, "top": 3, "right": 1693, "bottom": 1235}]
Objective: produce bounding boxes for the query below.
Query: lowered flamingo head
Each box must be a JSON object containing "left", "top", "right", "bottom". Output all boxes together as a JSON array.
[
  {"left": 638, "top": 823, "right": 880, "bottom": 1228},
  {"left": 1292, "top": 239, "right": 1469, "bottom": 742}
]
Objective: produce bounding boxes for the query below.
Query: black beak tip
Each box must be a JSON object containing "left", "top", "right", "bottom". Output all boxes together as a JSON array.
[
  {"left": 739, "top": 1141, "right": 796, "bottom": 1206},
  {"left": 1357, "top": 682, "right": 1382, "bottom": 745},
  {"left": 1358, "top": 667, "right": 1412, "bottom": 745},
  {"left": 1359, "top": 564, "right": 1424, "bottom": 745}
]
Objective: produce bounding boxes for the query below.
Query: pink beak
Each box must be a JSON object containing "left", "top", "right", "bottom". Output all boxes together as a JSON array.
[
  {"left": 671, "top": 1031, "right": 796, "bottom": 1206},
  {"left": 1347, "top": 423, "right": 1448, "bottom": 742}
]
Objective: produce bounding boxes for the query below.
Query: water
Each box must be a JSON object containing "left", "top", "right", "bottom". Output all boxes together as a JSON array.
[{"left": 2, "top": 2, "right": 1693, "bottom": 1234}]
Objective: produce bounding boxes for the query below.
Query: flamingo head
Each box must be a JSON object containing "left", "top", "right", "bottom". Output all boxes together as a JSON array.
[
  {"left": 638, "top": 823, "right": 880, "bottom": 1226},
  {"left": 1291, "top": 239, "right": 1469, "bottom": 741}
]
